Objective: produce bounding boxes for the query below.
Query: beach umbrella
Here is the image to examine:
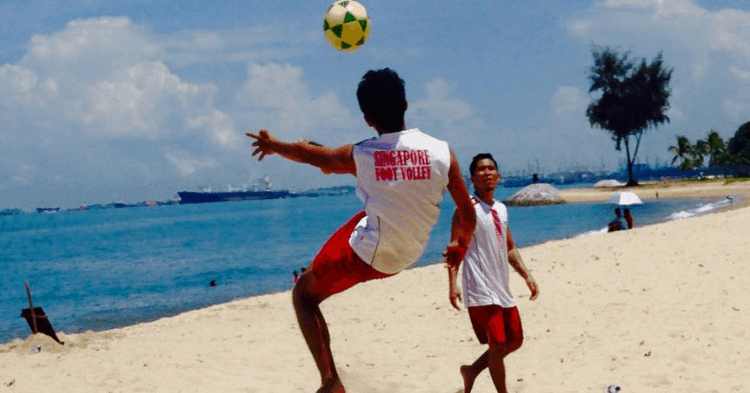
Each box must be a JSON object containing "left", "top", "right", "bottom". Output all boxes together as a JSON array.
[
  {"left": 606, "top": 191, "right": 643, "bottom": 205},
  {"left": 505, "top": 183, "right": 566, "bottom": 206},
  {"left": 593, "top": 179, "right": 624, "bottom": 188}
]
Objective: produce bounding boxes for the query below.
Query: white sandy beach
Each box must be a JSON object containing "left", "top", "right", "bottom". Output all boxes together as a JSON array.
[{"left": 1, "top": 182, "right": 749, "bottom": 392}]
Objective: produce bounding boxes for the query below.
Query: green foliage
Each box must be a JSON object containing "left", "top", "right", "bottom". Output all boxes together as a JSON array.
[
  {"left": 727, "top": 121, "right": 750, "bottom": 166},
  {"left": 669, "top": 135, "right": 695, "bottom": 171},
  {"left": 668, "top": 123, "right": 750, "bottom": 176},
  {"left": 587, "top": 46, "right": 673, "bottom": 185}
]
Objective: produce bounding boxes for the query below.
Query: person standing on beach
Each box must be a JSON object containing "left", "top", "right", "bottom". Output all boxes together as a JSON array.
[
  {"left": 445, "top": 153, "right": 539, "bottom": 393},
  {"left": 623, "top": 207, "right": 634, "bottom": 229},
  {"left": 246, "top": 68, "right": 477, "bottom": 393}
]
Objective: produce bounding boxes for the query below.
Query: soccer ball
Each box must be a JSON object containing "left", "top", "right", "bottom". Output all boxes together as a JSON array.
[{"left": 323, "top": 1, "right": 370, "bottom": 52}]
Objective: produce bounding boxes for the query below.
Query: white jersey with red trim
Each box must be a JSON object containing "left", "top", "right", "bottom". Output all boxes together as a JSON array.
[
  {"left": 461, "top": 195, "right": 514, "bottom": 308},
  {"left": 349, "top": 128, "right": 451, "bottom": 274}
]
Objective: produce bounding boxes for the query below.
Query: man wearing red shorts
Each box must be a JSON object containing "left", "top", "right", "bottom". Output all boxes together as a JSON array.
[
  {"left": 446, "top": 153, "right": 539, "bottom": 393},
  {"left": 247, "top": 68, "right": 476, "bottom": 393}
]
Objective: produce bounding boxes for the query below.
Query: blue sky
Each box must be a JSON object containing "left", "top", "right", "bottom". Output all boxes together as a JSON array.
[{"left": 1, "top": 0, "right": 749, "bottom": 209}]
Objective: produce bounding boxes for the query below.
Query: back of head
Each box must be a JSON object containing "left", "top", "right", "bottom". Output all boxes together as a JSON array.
[
  {"left": 469, "top": 153, "right": 498, "bottom": 176},
  {"left": 357, "top": 68, "right": 407, "bottom": 132},
  {"left": 614, "top": 207, "right": 622, "bottom": 216}
]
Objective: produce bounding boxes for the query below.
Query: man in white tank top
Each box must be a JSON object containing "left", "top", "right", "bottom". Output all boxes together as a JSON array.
[
  {"left": 247, "top": 68, "right": 477, "bottom": 393},
  {"left": 445, "top": 153, "right": 539, "bottom": 393}
]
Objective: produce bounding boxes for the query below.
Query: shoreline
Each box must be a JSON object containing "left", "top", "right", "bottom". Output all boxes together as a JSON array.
[
  {"left": 557, "top": 178, "right": 750, "bottom": 208},
  {"left": 1, "top": 200, "right": 748, "bottom": 391}
]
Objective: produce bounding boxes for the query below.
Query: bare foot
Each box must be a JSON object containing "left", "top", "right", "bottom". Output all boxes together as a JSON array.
[
  {"left": 316, "top": 378, "right": 345, "bottom": 393},
  {"left": 460, "top": 365, "right": 476, "bottom": 393}
]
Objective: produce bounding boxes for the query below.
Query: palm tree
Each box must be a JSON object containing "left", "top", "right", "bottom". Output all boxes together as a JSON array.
[
  {"left": 693, "top": 139, "right": 708, "bottom": 170},
  {"left": 669, "top": 135, "right": 694, "bottom": 172},
  {"left": 706, "top": 129, "right": 726, "bottom": 168}
]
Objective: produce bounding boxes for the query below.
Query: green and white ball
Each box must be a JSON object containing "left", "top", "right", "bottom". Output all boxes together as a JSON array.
[{"left": 323, "top": 1, "right": 370, "bottom": 52}]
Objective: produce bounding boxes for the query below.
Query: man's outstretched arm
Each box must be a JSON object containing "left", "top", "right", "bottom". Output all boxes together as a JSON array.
[
  {"left": 444, "top": 149, "right": 476, "bottom": 268},
  {"left": 246, "top": 129, "right": 356, "bottom": 175}
]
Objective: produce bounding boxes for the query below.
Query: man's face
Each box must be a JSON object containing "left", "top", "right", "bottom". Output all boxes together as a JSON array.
[{"left": 471, "top": 158, "right": 500, "bottom": 192}]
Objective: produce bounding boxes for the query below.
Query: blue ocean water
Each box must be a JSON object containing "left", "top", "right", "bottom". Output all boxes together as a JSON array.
[{"left": 0, "top": 185, "right": 732, "bottom": 343}]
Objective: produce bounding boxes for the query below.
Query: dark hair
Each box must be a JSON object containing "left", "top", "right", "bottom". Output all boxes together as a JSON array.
[
  {"left": 469, "top": 153, "right": 498, "bottom": 177},
  {"left": 356, "top": 68, "right": 407, "bottom": 131},
  {"left": 614, "top": 207, "right": 622, "bottom": 216},
  {"left": 623, "top": 208, "right": 631, "bottom": 215}
]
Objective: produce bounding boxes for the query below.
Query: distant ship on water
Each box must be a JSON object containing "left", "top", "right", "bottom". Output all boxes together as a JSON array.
[{"left": 177, "top": 176, "right": 291, "bottom": 204}]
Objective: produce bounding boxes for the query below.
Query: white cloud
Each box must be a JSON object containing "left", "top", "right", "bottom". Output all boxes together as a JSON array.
[
  {"left": 550, "top": 86, "right": 588, "bottom": 117},
  {"left": 236, "top": 63, "right": 355, "bottom": 140},
  {"left": 187, "top": 109, "right": 240, "bottom": 148},
  {"left": 25, "top": 17, "right": 161, "bottom": 83},
  {"left": 78, "top": 61, "right": 217, "bottom": 140},
  {"left": 0, "top": 16, "right": 267, "bottom": 207},
  {"left": 408, "top": 77, "right": 482, "bottom": 145},
  {"left": 165, "top": 150, "right": 218, "bottom": 176}
]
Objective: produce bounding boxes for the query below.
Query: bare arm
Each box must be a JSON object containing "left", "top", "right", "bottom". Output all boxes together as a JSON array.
[
  {"left": 443, "top": 149, "right": 476, "bottom": 269},
  {"left": 446, "top": 210, "right": 464, "bottom": 310},
  {"left": 443, "top": 150, "right": 476, "bottom": 310},
  {"left": 506, "top": 227, "right": 539, "bottom": 300},
  {"left": 246, "top": 129, "right": 356, "bottom": 175}
]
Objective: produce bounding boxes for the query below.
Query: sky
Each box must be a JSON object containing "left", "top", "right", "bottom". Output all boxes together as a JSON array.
[{"left": 1, "top": 0, "right": 749, "bottom": 209}]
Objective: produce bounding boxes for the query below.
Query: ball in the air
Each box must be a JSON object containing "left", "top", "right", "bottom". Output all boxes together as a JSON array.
[{"left": 323, "top": 1, "right": 370, "bottom": 52}]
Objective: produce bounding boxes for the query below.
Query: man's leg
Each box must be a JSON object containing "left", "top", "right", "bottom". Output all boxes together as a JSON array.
[
  {"left": 292, "top": 271, "right": 344, "bottom": 393},
  {"left": 460, "top": 350, "right": 488, "bottom": 393},
  {"left": 487, "top": 340, "right": 522, "bottom": 393}
]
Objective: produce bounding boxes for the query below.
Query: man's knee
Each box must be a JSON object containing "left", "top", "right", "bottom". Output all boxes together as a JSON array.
[
  {"left": 292, "top": 274, "right": 328, "bottom": 307},
  {"left": 489, "top": 338, "right": 523, "bottom": 356}
]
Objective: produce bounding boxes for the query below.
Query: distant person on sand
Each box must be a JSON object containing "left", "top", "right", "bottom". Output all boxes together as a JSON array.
[
  {"left": 292, "top": 270, "right": 300, "bottom": 284},
  {"left": 445, "top": 153, "right": 539, "bottom": 393},
  {"left": 246, "top": 68, "right": 476, "bottom": 393},
  {"left": 608, "top": 207, "right": 627, "bottom": 232},
  {"left": 623, "top": 208, "right": 634, "bottom": 229}
]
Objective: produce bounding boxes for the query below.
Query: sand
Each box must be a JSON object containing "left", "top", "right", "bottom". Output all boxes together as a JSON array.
[{"left": 1, "top": 181, "right": 748, "bottom": 392}]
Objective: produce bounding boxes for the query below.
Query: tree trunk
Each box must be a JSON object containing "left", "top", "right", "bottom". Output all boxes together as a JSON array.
[{"left": 624, "top": 136, "right": 639, "bottom": 186}]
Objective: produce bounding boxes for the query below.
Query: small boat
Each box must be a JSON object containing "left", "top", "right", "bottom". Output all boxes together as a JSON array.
[{"left": 36, "top": 207, "right": 60, "bottom": 213}]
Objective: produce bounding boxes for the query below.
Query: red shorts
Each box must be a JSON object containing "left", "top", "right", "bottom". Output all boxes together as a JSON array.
[
  {"left": 468, "top": 305, "right": 523, "bottom": 345},
  {"left": 310, "top": 211, "right": 393, "bottom": 297}
]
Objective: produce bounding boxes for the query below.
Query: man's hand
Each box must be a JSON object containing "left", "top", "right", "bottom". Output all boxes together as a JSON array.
[
  {"left": 442, "top": 240, "right": 468, "bottom": 269},
  {"left": 526, "top": 276, "right": 539, "bottom": 300},
  {"left": 246, "top": 129, "right": 279, "bottom": 161},
  {"left": 448, "top": 269, "right": 463, "bottom": 310}
]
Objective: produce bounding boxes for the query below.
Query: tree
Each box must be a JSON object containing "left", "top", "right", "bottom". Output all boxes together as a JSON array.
[
  {"left": 587, "top": 46, "right": 673, "bottom": 186},
  {"left": 669, "top": 135, "right": 694, "bottom": 172},
  {"left": 692, "top": 139, "right": 708, "bottom": 169},
  {"left": 727, "top": 121, "right": 750, "bottom": 176},
  {"left": 705, "top": 129, "right": 727, "bottom": 168}
]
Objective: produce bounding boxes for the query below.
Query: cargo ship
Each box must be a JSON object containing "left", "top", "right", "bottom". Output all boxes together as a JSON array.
[{"left": 177, "top": 176, "right": 291, "bottom": 204}]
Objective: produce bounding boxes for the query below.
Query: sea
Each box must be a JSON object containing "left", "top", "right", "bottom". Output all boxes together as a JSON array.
[{"left": 0, "top": 184, "right": 738, "bottom": 344}]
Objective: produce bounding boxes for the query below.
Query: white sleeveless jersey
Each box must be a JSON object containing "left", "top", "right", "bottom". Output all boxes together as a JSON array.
[
  {"left": 349, "top": 128, "right": 451, "bottom": 274},
  {"left": 461, "top": 196, "right": 515, "bottom": 308}
]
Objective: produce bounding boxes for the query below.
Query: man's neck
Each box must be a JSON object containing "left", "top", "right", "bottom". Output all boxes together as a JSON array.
[
  {"left": 375, "top": 124, "right": 407, "bottom": 135},
  {"left": 475, "top": 189, "right": 495, "bottom": 205}
]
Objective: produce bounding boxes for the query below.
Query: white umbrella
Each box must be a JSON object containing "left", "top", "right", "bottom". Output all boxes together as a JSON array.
[{"left": 606, "top": 191, "right": 643, "bottom": 205}]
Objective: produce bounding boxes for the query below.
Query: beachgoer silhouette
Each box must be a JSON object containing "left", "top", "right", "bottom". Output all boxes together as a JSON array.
[
  {"left": 623, "top": 208, "right": 634, "bottom": 229},
  {"left": 608, "top": 207, "right": 627, "bottom": 232}
]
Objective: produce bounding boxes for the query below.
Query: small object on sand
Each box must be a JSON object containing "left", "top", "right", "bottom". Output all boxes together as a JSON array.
[
  {"left": 31, "top": 345, "right": 41, "bottom": 353},
  {"left": 607, "top": 385, "right": 621, "bottom": 393},
  {"left": 20, "top": 282, "right": 64, "bottom": 345}
]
